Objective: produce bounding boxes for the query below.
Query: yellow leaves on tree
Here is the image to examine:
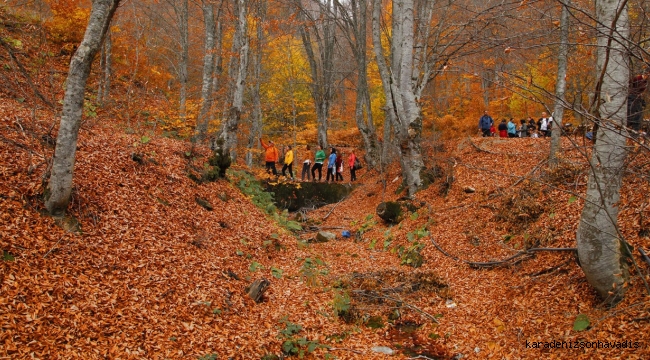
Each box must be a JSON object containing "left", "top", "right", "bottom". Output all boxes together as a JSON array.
[{"left": 45, "top": 0, "right": 91, "bottom": 44}]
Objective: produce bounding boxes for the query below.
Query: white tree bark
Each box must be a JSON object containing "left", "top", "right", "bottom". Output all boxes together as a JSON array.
[
  {"left": 373, "top": 0, "right": 424, "bottom": 196},
  {"left": 246, "top": 0, "right": 266, "bottom": 167},
  {"left": 297, "top": 0, "right": 336, "bottom": 150},
  {"left": 217, "top": 0, "right": 249, "bottom": 159},
  {"left": 177, "top": 0, "right": 189, "bottom": 121},
  {"left": 335, "top": 0, "right": 380, "bottom": 168},
  {"left": 97, "top": 29, "right": 111, "bottom": 105},
  {"left": 549, "top": 0, "right": 570, "bottom": 165},
  {"left": 576, "top": 0, "right": 630, "bottom": 305},
  {"left": 195, "top": 0, "right": 223, "bottom": 141},
  {"left": 372, "top": 0, "right": 397, "bottom": 170},
  {"left": 162, "top": 0, "right": 190, "bottom": 120},
  {"left": 45, "top": 0, "right": 121, "bottom": 216}
]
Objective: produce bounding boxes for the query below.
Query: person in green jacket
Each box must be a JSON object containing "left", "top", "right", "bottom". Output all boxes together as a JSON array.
[{"left": 311, "top": 145, "right": 326, "bottom": 182}]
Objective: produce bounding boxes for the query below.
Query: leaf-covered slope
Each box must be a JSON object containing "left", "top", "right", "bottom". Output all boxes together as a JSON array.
[{"left": 310, "top": 136, "right": 650, "bottom": 359}]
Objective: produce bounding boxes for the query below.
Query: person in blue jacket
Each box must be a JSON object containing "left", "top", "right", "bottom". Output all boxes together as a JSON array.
[
  {"left": 326, "top": 148, "right": 337, "bottom": 182},
  {"left": 478, "top": 111, "right": 494, "bottom": 137},
  {"left": 507, "top": 118, "right": 517, "bottom": 138}
]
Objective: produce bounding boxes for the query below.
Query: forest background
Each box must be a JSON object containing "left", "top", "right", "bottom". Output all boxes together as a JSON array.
[
  {"left": 2, "top": 0, "right": 650, "bottom": 358},
  {"left": 8, "top": 0, "right": 642, "bottom": 151}
]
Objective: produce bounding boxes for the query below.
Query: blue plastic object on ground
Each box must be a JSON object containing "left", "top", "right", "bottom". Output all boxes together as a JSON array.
[{"left": 341, "top": 230, "right": 351, "bottom": 238}]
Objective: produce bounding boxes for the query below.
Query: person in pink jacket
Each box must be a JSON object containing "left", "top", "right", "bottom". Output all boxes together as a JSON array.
[{"left": 348, "top": 150, "right": 358, "bottom": 182}]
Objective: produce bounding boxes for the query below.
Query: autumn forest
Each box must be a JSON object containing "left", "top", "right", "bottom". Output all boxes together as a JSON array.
[{"left": 1, "top": 0, "right": 650, "bottom": 358}]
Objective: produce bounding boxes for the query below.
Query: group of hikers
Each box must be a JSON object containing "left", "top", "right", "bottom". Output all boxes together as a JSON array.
[
  {"left": 479, "top": 111, "right": 556, "bottom": 138},
  {"left": 259, "top": 138, "right": 361, "bottom": 182}
]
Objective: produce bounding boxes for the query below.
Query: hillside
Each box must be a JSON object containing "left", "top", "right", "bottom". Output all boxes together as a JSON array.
[{"left": 2, "top": 7, "right": 650, "bottom": 360}]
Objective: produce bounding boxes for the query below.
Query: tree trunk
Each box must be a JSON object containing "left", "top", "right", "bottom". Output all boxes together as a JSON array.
[
  {"left": 218, "top": 0, "right": 248, "bottom": 160},
  {"left": 376, "top": 201, "right": 403, "bottom": 224},
  {"left": 373, "top": 0, "right": 424, "bottom": 196},
  {"left": 246, "top": 0, "right": 265, "bottom": 168},
  {"left": 296, "top": 0, "right": 335, "bottom": 149},
  {"left": 179, "top": 0, "right": 189, "bottom": 121},
  {"left": 335, "top": 0, "right": 380, "bottom": 168},
  {"left": 576, "top": 0, "right": 630, "bottom": 305},
  {"left": 549, "top": 0, "right": 570, "bottom": 166},
  {"left": 97, "top": 29, "right": 111, "bottom": 105},
  {"left": 372, "top": 0, "right": 396, "bottom": 172},
  {"left": 45, "top": 0, "right": 121, "bottom": 216},
  {"left": 246, "top": 278, "right": 270, "bottom": 303},
  {"left": 195, "top": 0, "right": 221, "bottom": 142}
]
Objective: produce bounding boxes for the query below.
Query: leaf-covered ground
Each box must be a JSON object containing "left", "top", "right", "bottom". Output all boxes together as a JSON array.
[
  {"left": 2, "top": 8, "right": 650, "bottom": 359},
  {"left": 2, "top": 101, "right": 650, "bottom": 358}
]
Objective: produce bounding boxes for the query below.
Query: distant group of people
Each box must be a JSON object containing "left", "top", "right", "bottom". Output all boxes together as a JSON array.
[
  {"left": 479, "top": 111, "right": 554, "bottom": 138},
  {"left": 260, "top": 138, "right": 361, "bottom": 182}
]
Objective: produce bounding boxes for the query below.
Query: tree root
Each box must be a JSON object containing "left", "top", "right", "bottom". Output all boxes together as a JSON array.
[{"left": 430, "top": 236, "right": 576, "bottom": 269}]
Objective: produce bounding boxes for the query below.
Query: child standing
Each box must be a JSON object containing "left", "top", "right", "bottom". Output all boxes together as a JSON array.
[
  {"left": 335, "top": 152, "right": 344, "bottom": 181},
  {"left": 301, "top": 145, "right": 311, "bottom": 181}
]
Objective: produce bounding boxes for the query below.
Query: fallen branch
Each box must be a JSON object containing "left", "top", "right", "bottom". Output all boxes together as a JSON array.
[
  {"left": 513, "top": 159, "right": 546, "bottom": 187},
  {"left": 639, "top": 248, "right": 650, "bottom": 268},
  {"left": 352, "top": 290, "right": 439, "bottom": 323},
  {"left": 526, "top": 259, "right": 573, "bottom": 277},
  {"left": 430, "top": 236, "right": 576, "bottom": 269},
  {"left": 326, "top": 347, "right": 363, "bottom": 354},
  {"left": 0, "top": 37, "right": 55, "bottom": 109},
  {"left": 467, "top": 136, "right": 497, "bottom": 154},
  {"left": 43, "top": 234, "right": 66, "bottom": 258}
]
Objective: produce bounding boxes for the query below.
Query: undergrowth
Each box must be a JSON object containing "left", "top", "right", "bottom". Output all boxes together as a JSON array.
[{"left": 229, "top": 169, "right": 302, "bottom": 232}]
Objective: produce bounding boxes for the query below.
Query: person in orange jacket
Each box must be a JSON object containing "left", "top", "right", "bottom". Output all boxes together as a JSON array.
[{"left": 259, "top": 138, "right": 279, "bottom": 175}]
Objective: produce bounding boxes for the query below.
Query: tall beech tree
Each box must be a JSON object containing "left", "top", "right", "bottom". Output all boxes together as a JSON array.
[
  {"left": 549, "top": 0, "right": 571, "bottom": 166},
  {"left": 46, "top": 0, "right": 121, "bottom": 216},
  {"left": 372, "top": 0, "right": 487, "bottom": 195},
  {"left": 245, "top": 0, "right": 267, "bottom": 167},
  {"left": 295, "top": 0, "right": 337, "bottom": 149},
  {"left": 216, "top": 0, "right": 249, "bottom": 159},
  {"left": 195, "top": 0, "right": 225, "bottom": 141},
  {"left": 576, "top": 0, "right": 630, "bottom": 305},
  {"left": 334, "top": 0, "right": 380, "bottom": 168}
]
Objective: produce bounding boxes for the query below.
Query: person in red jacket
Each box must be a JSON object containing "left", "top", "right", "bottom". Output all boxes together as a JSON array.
[
  {"left": 259, "top": 138, "right": 279, "bottom": 175},
  {"left": 335, "top": 151, "right": 344, "bottom": 181},
  {"left": 348, "top": 150, "right": 358, "bottom": 181},
  {"left": 628, "top": 69, "right": 649, "bottom": 132}
]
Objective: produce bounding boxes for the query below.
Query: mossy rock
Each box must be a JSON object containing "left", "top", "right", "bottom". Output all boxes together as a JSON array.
[
  {"left": 195, "top": 197, "right": 213, "bottom": 211},
  {"left": 376, "top": 201, "right": 403, "bottom": 224},
  {"left": 419, "top": 165, "right": 444, "bottom": 191},
  {"left": 366, "top": 315, "right": 385, "bottom": 329},
  {"left": 53, "top": 215, "right": 82, "bottom": 234},
  {"left": 266, "top": 182, "right": 354, "bottom": 211}
]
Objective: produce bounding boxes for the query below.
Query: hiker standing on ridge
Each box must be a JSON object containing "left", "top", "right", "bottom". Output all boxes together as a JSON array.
[
  {"left": 259, "top": 138, "right": 279, "bottom": 176},
  {"left": 628, "top": 68, "right": 649, "bottom": 133},
  {"left": 281, "top": 145, "right": 294, "bottom": 180},
  {"left": 479, "top": 111, "right": 494, "bottom": 137},
  {"left": 335, "top": 151, "right": 344, "bottom": 181},
  {"left": 326, "top": 147, "right": 337, "bottom": 183},
  {"left": 301, "top": 145, "right": 312, "bottom": 181},
  {"left": 348, "top": 149, "right": 358, "bottom": 182},
  {"left": 311, "top": 145, "right": 326, "bottom": 182}
]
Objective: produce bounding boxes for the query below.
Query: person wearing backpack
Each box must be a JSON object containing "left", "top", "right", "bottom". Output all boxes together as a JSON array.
[
  {"left": 498, "top": 119, "right": 508, "bottom": 138},
  {"left": 348, "top": 150, "right": 358, "bottom": 182},
  {"left": 478, "top": 111, "right": 494, "bottom": 137},
  {"left": 335, "top": 151, "right": 344, "bottom": 181},
  {"left": 311, "top": 145, "right": 326, "bottom": 182}
]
